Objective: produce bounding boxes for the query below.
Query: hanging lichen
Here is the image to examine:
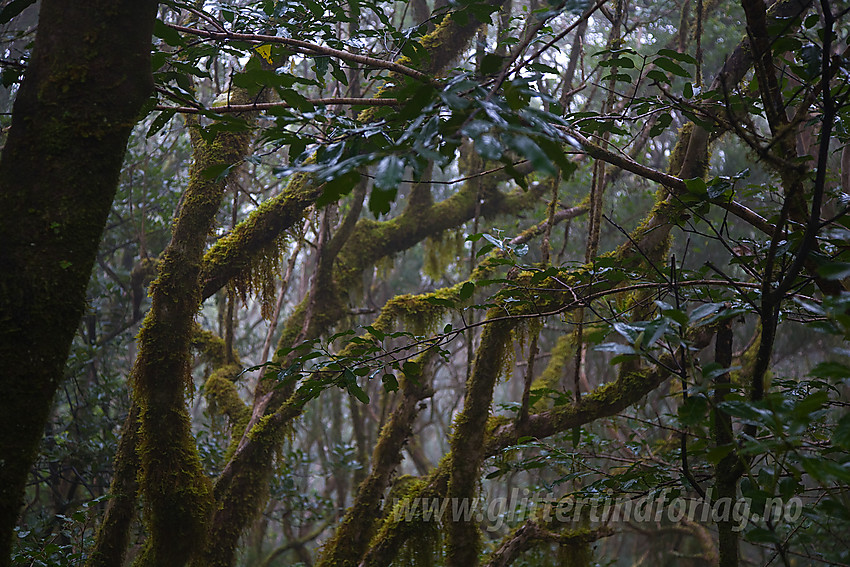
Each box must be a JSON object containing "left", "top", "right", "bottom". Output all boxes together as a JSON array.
[{"left": 423, "top": 229, "right": 465, "bottom": 281}]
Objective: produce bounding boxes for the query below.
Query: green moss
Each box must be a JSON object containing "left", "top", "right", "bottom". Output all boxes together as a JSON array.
[
  {"left": 203, "top": 365, "right": 250, "bottom": 458},
  {"left": 376, "top": 281, "right": 471, "bottom": 335},
  {"left": 358, "top": 0, "right": 506, "bottom": 122},
  {"left": 532, "top": 334, "right": 574, "bottom": 409},
  {"left": 423, "top": 230, "right": 464, "bottom": 280},
  {"left": 199, "top": 167, "right": 318, "bottom": 301},
  {"left": 192, "top": 326, "right": 240, "bottom": 368},
  {"left": 731, "top": 325, "right": 770, "bottom": 393}
]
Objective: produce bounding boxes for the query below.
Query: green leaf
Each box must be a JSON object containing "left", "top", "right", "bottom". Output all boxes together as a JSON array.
[
  {"left": 817, "top": 262, "right": 850, "bottom": 280},
  {"left": 374, "top": 155, "right": 405, "bottom": 190},
  {"left": 458, "top": 281, "right": 475, "bottom": 301},
  {"left": 689, "top": 302, "right": 723, "bottom": 323},
  {"left": 279, "top": 88, "right": 314, "bottom": 111},
  {"left": 678, "top": 395, "right": 708, "bottom": 426},
  {"left": 654, "top": 57, "right": 691, "bottom": 78},
  {"left": 154, "top": 20, "right": 186, "bottom": 47},
  {"left": 146, "top": 110, "right": 176, "bottom": 138},
  {"left": 802, "top": 456, "right": 850, "bottom": 483},
  {"left": 313, "top": 56, "right": 330, "bottom": 81},
  {"left": 602, "top": 72, "right": 634, "bottom": 83},
  {"left": 661, "top": 307, "right": 688, "bottom": 326},
  {"left": 398, "top": 85, "right": 437, "bottom": 120},
  {"left": 382, "top": 373, "right": 399, "bottom": 392},
  {"left": 792, "top": 391, "right": 829, "bottom": 419},
  {"left": 684, "top": 177, "right": 708, "bottom": 196},
  {"left": 0, "top": 0, "right": 36, "bottom": 24},
  {"left": 594, "top": 342, "right": 636, "bottom": 355},
  {"left": 318, "top": 170, "right": 360, "bottom": 208},
  {"left": 475, "top": 134, "right": 503, "bottom": 160},
  {"left": 646, "top": 69, "right": 671, "bottom": 84},
  {"left": 480, "top": 53, "right": 505, "bottom": 75},
  {"left": 506, "top": 135, "right": 556, "bottom": 176},
  {"left": 656, "top": 49, "right": 698, "bottom": 65},
  {"left": 347, "top": 381, "right": 370, "bottom": 403},
  {"left": 649, "top": 113, "right": 672, "bottom": 137},
  {"left": 364, "top": 325, "right": 385, "bottom": 341},
  {"left": 716, "top": 400, "right": 772, "bottom": 425},
  {"left": 705, "top": 444, "right": 735, "bottom": 464},
  {"left": 809, "top": 361, "right": 850, "bottom": 379},
  {"left": 369, "top": 186, "right": 398, "bottom": 216},
  {"left": 201, "top": 162, "right": 237, "bottom": 181},
  {"left": 746, "top": 527, "right": 781, "bottom": 544},
  {"left": 612, "top": 321, "right": 642, "bottom": 344},
  {"left": 343, "top": 368, "right": 370, "bottom": 403},
  {"left": 834, "top": 413, "right": 850, "bottom": 449},
  {"left": 402, "top": 361, "right": 420, "bottom": 378}
]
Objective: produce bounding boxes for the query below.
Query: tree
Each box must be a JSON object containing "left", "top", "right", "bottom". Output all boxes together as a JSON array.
[
  {"left": 2, "top": 0, "right": 850, "bottom": 565},
  {"left": 0, "top": 1, "right": 157, "bottom": 564}
]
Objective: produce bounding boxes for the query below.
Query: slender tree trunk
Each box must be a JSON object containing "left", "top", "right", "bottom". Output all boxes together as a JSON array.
[{"left": 0, "top": 1, "right": 156, "bottom": 563}]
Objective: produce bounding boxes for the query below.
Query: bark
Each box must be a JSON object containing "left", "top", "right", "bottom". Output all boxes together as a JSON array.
[
  {"left": 485, "top": 522, "right": 613, "bottom": 567},
  {"left": 713, "top": 319, "right": 741, "bottom": 567},
  {"left": 131, "top": 97, "right": 259, "bottom": 566},
  {"left": 316, "top": 360, "right": 433, "bottom": 567},
  {"left": 679, "top": 0, "right": 813, "bottom": 179},
  {"left": 0, "top": 1, "right": 156, "bottom": 563},
  {"left": 199, "top": 169, "right": 544, "bottom": 567},
  {"left": 446, "top": 316, "right": 515, "bottom": 567},
  {"left": 361, "top": 328, "right": 717, "bottom": 567},
  {"left": 86, "top": 405, "right": 141, "bottom": 567}
]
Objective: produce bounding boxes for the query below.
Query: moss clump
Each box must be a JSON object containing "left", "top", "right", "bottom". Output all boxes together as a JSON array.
[
  {"left": 192, "top": 326, "right": 240, "bottom": 368},
  {"left": 423, "top": 230, "right": 464, "bottom": 280},
  {"left": 203, "top": 365, "right": 250, "bottom": 458},
  {"left": 532, "top": 334, "right": 574, "bottom": 409}
]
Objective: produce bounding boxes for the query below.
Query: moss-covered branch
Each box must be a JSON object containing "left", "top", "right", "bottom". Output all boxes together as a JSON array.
[
  {"left": 87, "top": 405, "right": 141, "bottom": 567},
  {"left": 485, "top": 521, "right": 614, "bottom": 567},
  {"left": 316, "top": 356, "right": 433, "bottom": 567},
  {"left": 446, "top": 314, "right": 515, "bottom": 567},
  {"left": 335, "top": 181, "right": 544, "bottom": 290},
  {"left": 361, "top": 324, "right": 715, "bottom": 567},
  {"left": 483, "top": 325, "right": 717, "bottom": 454},
  {"left": 361, "top": 464, "right": 452, "bottom": 567},
  {"left": 200, "top": 173, "right": 323, "bottom": 300},
  {"left": 199, "top": 0, "right": 513, "bottom": 302},
  {"left": 131, "top": 94, "right": 259, "bottom": 565},
  {"left": 203, "top": 277, "right": 479, "bottom": 565}
]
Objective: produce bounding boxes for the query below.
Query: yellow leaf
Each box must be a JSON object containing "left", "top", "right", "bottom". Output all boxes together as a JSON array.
[{"left": 255, "top": 44, "right": 273, "bottom": 64}]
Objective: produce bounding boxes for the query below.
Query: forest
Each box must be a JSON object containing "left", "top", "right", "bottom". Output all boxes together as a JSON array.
[{"left": 1, "top": 0, "right": 849, "bottom": 565}]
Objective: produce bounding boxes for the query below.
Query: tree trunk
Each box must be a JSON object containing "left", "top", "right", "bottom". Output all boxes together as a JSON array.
[{"left": 0, "top": 1, "right": 156, "bottom": 563}]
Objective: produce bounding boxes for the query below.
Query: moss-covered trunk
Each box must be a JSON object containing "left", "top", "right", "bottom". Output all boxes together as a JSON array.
[
  {"left": 0, "top": 1, "right": 156, "bottom": 563},
  {"left": 130, "top": 106, "right": 257, "bottom": 566},
  {"left": 447, "top": 316, "right": 515, "bottom": 567}
]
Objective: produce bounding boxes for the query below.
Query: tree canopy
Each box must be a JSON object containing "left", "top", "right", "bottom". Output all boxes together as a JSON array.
[{"left": 1, "top": 0, "right": 849, "bottom": 565}]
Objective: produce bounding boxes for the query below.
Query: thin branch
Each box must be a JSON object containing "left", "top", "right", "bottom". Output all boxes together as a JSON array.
[
  {"left": 167, "top": 23, "right": 435, "bottom": 85},
  {"left": 155, "top": 98, "right": 399, "bottom": 114}
]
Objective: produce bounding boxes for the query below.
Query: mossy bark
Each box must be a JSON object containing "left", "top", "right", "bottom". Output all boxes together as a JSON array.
[
  {"left": 131, "top": 99, "right": 257, "bottom": 566},
  {"left": 316, "top": 359, "right": 433, "bottom": 567},
  {"left": 713, "top": 320, "right": 742, "bottom": 567},
  {"left": 200, "top": 177, "right": 543, "bottom": 566},
  {"left": 446, "top": 315, "right": 515, "bottom": 567},
  {"left": 0, "top": 1, "right": 156, "bottom": 563},
  {"left": 86, "top": 404, "right": 141, "bottom": 567},
  {"left": 361, "top": 464, "right": 452, "bottom": 567}
]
